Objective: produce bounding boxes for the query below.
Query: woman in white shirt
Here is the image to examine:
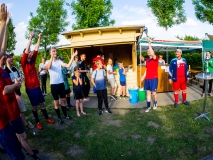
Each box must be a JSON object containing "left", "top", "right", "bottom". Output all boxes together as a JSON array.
[{"left": 107, "top": 58, "right": 117, "bottom": 100}]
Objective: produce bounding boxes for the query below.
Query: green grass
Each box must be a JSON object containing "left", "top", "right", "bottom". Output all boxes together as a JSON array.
[{"left": 21, "top": 78, "right": 213, "bottom": 160}]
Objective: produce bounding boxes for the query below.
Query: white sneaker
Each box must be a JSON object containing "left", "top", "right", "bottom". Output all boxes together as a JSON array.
[
  {"left": 145, "top": 107, "right": 151, "bottom": 113},
  {"left": 153, "top": 104, "right": 157, "bottom": 110}
]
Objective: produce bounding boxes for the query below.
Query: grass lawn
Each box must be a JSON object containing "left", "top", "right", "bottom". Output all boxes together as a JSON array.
[{"left": 20, "top": 78, "right": 213, "bottom": 160}]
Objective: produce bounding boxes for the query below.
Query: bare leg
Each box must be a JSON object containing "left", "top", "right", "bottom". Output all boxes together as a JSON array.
[
  {"left": 113, "top": 85, "right": 117, "bottom": 95},
  {"left": 75, "top": 100, "right": 80, "bottom": 117},
  {"left": 79, "top": 99, "right": 86, "bottom": 115},
  {"left": 16, "top": 133, "right": 34, "bottom": 155},
  {"left": 152, "top": 92, "right": 157, "bottom": 101},
  {"left": 123, "top": 86, "right": 126, "bottom": 96}
]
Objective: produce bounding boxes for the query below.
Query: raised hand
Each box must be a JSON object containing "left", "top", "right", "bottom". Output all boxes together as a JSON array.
[
  {"left": 38, "top": 33, "right": 42, "bottom": 39},
  {"left": 30, "top": 33, "right": 34, "bottom": 40},
  {"left": 73, "top": 50, "right": 78, "bottom": 56},
  {"left": 6, "top": 12, "right": 10, "bottom": 25},
  {"left": 0, "top": 3, "right": 7, "bottom": 22}
]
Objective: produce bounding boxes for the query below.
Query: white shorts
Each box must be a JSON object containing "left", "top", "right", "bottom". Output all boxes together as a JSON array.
[
  {"left": 15, "top": 94, "right": 26, "bottom": 112},
  {"left": 108, "top": 78, "right": 117, "bottom": 88}
]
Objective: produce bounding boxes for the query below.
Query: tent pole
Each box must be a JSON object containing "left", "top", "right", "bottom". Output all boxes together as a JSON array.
[
  {"left": 202, "top": 47, "right": 204, "bottom": 73},
  {"left": 166, "top": 51, "right": 169, "bottom": 64}
]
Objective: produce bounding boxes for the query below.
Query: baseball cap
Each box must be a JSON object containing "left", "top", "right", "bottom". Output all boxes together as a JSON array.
[
  {"left": 7, "top": 53, "right": 14, "bottom": 58},
  {"left": 176, "top": 49, "right": 182, "bottom": 53}
]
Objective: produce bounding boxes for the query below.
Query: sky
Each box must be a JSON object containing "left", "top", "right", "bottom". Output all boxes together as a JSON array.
[{"left": 2, "top": 0, "right": 213, "bottom": 55}]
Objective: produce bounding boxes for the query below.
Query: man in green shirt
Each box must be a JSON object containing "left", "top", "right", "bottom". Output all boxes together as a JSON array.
[
  {"left": 59, "top": 57, "right": 74, "bottom": 108},
  {"left": 201, "top": 51, "right": 213, "bottom": 97}
]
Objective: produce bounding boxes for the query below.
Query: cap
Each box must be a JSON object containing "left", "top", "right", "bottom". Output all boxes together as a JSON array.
[
  {"left": 176, "top": 49, "right": 182, "bottom": 53},
  {"left": 7, "top": 53, "right": 14, "bottom": 58},
  {"left": 58, "top": 56, "right": 64, "bottom": 60}
]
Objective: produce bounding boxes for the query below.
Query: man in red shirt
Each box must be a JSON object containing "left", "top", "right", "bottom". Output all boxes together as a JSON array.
[
  {"left": 92, "top": 51, "right": 105, "bottom": 70},
  {"left": 168, "top": 49, "right": 190, "bottom": 108},
  {"left": 21, "top": 33, "right": 54, "bottom": 130},
  {"left": 141, "top": 40, "right": 158, "bottom": 112},
  {"left": 0, "top": 4, "right": 25, "bottom": 159}
]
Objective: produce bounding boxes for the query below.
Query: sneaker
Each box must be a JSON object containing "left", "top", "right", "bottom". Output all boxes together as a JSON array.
[
  {"left": 105, "top": 108, "right": 112, "bottom": 114},
  {"left": 68, "top": 104, "right": 75, "bottom": 108},
  {"left": 153, "top": 103, "right": 157, "bottom": 110},
  {"left": 120, "top": 95, "right": 123, "bottom": 99},
  {"left": 123, "top": 95, "right": 128, "bottom": 100},
  {"left": 111, "top": 95, "right": 116, "bottom": 100},
  {"left": 31, "top": 154, "right": 40, "bottom": 160},
  {"left": 98, "top": 110, "right": 103, "bottom": 116},
  {"left": 25, "top": 121, "right": 34, "bottom": 129},
  {"left": 58, "top": 118, "right": 64, "bottom": 124},
  {"left": 174, "top": 103, "right": 178, "bottom": 108},
  {"left": 64, "top": 115, "right": 72, "bottom": 120},
  {"left": 26, "top": 149, "right": 39, "bottom": 155},
  {"left": 36, "top": 122, "right": 43, "bottom": 130},
  {"left": 46, "top": 118, "right": 55, "bottom": 124},
  {"left": 113, "top": 95, "right": 117, "bottom": 100},
  {"left": 145, "top": 107, "right": 151, "bottom": 113},
  {"left": 183, "top": 101, "right": 190, "bottom": 106}
]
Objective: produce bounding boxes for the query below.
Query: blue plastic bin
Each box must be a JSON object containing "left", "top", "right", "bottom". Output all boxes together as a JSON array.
[{"left": 128, "top": 89, "right": 139, "bottom": 104}]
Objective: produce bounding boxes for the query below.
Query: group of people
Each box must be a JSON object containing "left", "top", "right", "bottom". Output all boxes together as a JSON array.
[{"left": 141, "top": 41, "right": 190, "bottom": 112}]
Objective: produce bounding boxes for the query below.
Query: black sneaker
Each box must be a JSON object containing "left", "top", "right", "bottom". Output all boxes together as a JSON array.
[
  {"left": 64, "top": 115, "right": 72, "bottom": 120},
  {"left": 58, "top": 118, "right": 64, "bottom": 124},
  {"left": 111, "top": 95, "right": 116, "bottom": 100},
  {"left": 31, "top": 154, "right": 40, "bottom": 160}
]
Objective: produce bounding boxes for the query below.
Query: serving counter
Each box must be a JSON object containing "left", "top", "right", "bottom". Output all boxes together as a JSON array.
[{"left": 137, "top": 65, "right": 172, "bottom": 92}]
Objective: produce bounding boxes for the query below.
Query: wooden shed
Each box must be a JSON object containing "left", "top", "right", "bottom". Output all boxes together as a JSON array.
[{"left": 59, "top": 25, "right": 144, "bottom": 96}]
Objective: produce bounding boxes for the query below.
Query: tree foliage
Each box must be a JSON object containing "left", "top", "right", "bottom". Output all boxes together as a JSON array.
[
  {"left": 7, "top": 18, "right": 17, "bottom": 53},
  {"left": 26, "top": 0, "right": 69, "bottom": 55},
  {"left": 176, "top": 35, "right": 200, "bottom": 40},
  {"left": 147, "top": 0, "right": 187, "bottom": 30},
  {"left": 67, "top": 0, "right": 115, "bottom": 30},
  {"left": 192, "top": 0, "right": 213, "bottom": 25}
]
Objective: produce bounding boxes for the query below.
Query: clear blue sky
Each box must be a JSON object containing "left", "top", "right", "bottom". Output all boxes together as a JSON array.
[{"left": 3, "top": 0, "right": 213, "bottom": 54}]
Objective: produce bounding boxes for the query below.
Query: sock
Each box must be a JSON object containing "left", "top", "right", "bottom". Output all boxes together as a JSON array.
[
  {"left": 154, "top": 101, "right": 157, "bottom": 105},
  {"left": 174, "top": 93, "right": 178, "bottom": 103},
  {"left": 147, "top": 101, "right": 151, "bottom": 108},
  {"left": 54, "top": 108, "right": 61, "bottom": 118},
  {"left": 32, "top": 110, "right": 39, "bottom": 123},
  {"left": 61, "top": 105, "right": 67, "bottom": 117},
  {"left": 41, "top": 109, "right": 49, "bottom": 119},
  {"left": 182, "top": 92, "right": 186, "bottom": 102},
  {"left": 66, "top": 97, "right": 70, "bottom": 106}
]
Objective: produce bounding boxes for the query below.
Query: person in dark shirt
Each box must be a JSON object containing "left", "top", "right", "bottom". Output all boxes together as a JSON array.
[
  {"left": 72, "top": 66, "right": 86, "bottom": 117},
  {"left": 79, "top": 54, "right": 90, "bottom": 100}
]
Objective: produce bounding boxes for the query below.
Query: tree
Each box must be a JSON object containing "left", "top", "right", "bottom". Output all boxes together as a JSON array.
[
  {"left": 67, "top": 0, "right": 115, "bottom": 30},
  {"left": 192, "top": 0, "right": 213, "bottom": 25},
  {"left": 7, "top": 18, "right": 17, "bottom": 53},
  {"left": 176, "top": 35, "right": 199, "bottom": 40},
  {"left": 26, "top": 0, "right": 69, "bottom": 56},
  {"left": 147, "top": 0, "right": 187, "bottom": 30}
]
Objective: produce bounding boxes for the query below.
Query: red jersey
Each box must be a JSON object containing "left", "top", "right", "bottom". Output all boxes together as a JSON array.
[
  {"left": 0, "top": 68, "right": 20, "bottom": 121},
  {"left": 177, "top": 59, "right": 185, "bottom": 77},
  {"left": 145, "top": 56, "right": 159, "bottom": 79},
  {"left": 92, "top": 56, "right": 105, "bottom": 70},
  {"left": 0, "top": 85, "right": 10, "bottom": 130},
  {"left": 21, "top": 51, "right": 40, "bottom": 89}
]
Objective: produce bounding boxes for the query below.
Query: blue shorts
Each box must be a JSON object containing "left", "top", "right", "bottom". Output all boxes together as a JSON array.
[
  {"left": 120, "top": 81, "right": 126, "bottom": 86},
  {"left": 0, "top": 123, "right": 24, "bottom": 160},
  {"left": 26, "top": 87, "right": 45, "bottom": 107},
  {"left": 144, "top": 78, "right": 158, "bottom": 92},
  {"left": 10, "top": 117, "right": 25, "bottom": 134}
]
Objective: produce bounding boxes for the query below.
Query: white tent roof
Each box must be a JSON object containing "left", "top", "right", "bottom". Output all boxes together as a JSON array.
[{"left": 153, "top": 30, "right": 181, "bottom": 42}]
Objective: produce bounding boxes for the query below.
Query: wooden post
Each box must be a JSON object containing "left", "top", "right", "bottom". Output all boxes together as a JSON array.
[
  {"left": 132, "top": 42, "right": 137, "bottom": 72},
  {"left": 71, "top": 48, "right": 74, "bottom": 56}
]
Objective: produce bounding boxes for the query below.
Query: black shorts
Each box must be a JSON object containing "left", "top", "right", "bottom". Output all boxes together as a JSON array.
[
  {"left": 10, "top": 117, "right": 25, "bottom": 134},
  {"left": 65, "top": 88, "right": 71, "bottom": 95},
  {"left": 74, "top": 89, "right": 83, "bottom": 100},
  {"left": 51, "top": 83, "right": 66, "bottom": 100}
]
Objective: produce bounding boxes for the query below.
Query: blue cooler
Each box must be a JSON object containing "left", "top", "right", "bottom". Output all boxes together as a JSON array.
[{"left": 128, "top": 89, "right": 139, "bottom": 104}]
